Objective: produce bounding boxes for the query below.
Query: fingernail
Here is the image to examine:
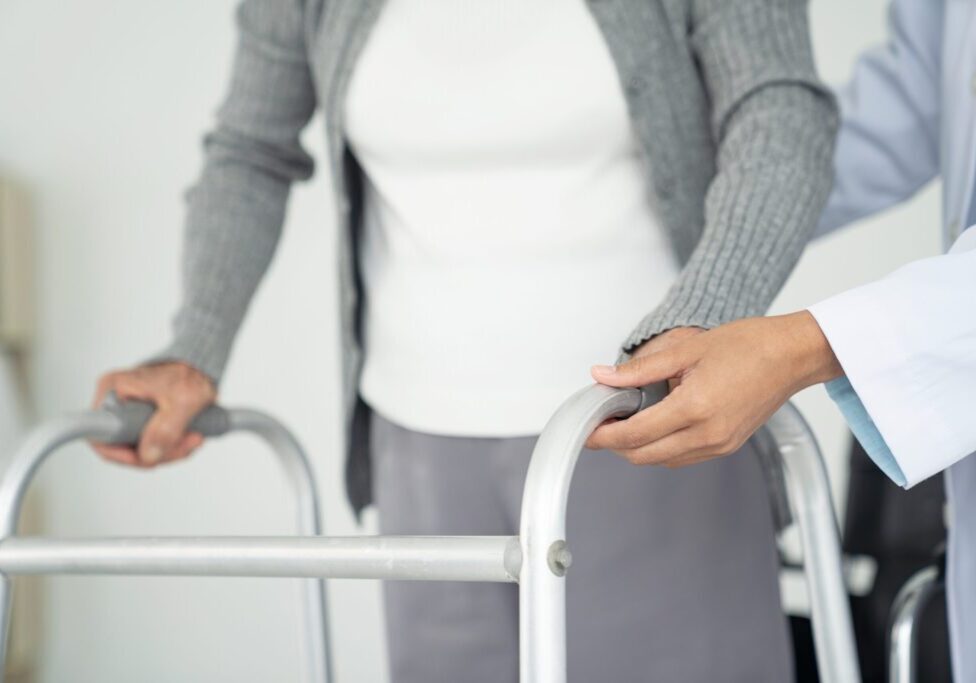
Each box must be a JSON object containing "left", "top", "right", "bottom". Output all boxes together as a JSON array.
[
  {"left": 143, "top": 446, "right": 163, "bottom": 465},
  {"left": 592, "top": 364, "right": 617, "bottom": 375}
]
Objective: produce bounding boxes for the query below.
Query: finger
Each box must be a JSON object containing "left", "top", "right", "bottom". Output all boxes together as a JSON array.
[
  {"left": 92, "top": 443, "right": 150, "bottom": 468},
  {"left": 138, "top": 401, "right": 201, "bottom": 465},
  {"left": 92, "top": 371, "right": 124, "bottom": 408},
  {"left": 91, "top": 374, "right": 158, "bottom": 465},
  {"left": 665, "top": 437, "right": 747, "bottom": 469},
  {"left": 109, "top": 372, "right": 158, "bottom": 404},
  {"left": 630, "top": 327, "right": 705, "bottom": 358},
  {"left": 590, "top": 347, "right": 687, "bottom": 389},
  {"left": 615, "top": 427, "right": 710, "bottom": 466},
  {"left": 586, "top": 396, "right": 692, "bottom": 451},
  {"left": 665, "top": 451, "right": 723, "bottom": 469},
  {"left": 91, "top": 375, "right": 145, "bottom": 466},
  {"left": 155, "top": 432, "right": 205, "bottom": 465}
]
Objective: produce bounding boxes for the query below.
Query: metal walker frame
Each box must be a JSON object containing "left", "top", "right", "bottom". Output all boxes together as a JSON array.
[
  {"left": 887, "top": 558, "right": 945, "bottom": 683},
  {"left": 0, "top": 384, "right": 862, "bottom": 682}
]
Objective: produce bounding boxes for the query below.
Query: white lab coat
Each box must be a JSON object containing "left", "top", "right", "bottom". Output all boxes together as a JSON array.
[{"left": 808, "top": 1, "right": 976, "bottom": 680}]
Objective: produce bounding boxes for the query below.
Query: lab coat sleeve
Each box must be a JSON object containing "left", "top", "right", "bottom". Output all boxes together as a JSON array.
[
  {"left": 815, "top": 0, "right": 944, "bottom": 237},
  {"left": 808, "top": 227, "right": 976, "bottom": 487}
]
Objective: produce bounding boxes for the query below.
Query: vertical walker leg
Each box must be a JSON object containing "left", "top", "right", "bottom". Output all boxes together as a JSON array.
[
  {"left": 223, "top": 410, "right": 334, "bottom": 683},
  {"left": 518, "top": 386, "right": 860, "bottom": 683},
  {"left": 518, "top": 385, "right": 644, "bottom": 683},
  {"left": 0, "top": 574, "right": 11, "bottom": 682},
  {"left": 302, "top": 576, "right": 330, "bottom": 683},
  {"left": 888, "top": 564, "right": 941, "bottom": 683},
  {"left": 767, "top": 404, "right": 861, "bottom": 683}
]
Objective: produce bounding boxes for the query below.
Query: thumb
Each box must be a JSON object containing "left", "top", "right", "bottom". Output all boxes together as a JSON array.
[
  {"left": 590, "top": 348, "right": 687, "bottom": 388},
  {"left": 138, "top": 400, "right": 201, "bottom": 466}
]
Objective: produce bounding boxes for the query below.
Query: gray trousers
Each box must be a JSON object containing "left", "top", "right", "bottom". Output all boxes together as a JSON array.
[{"left": 371, "top": 412, "right": 794, "bottom": 683}]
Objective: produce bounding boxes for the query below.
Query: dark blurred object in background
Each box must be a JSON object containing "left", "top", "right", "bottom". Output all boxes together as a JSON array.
[{"left": 791, "top": 437, "right": 951, "bottom": 682}]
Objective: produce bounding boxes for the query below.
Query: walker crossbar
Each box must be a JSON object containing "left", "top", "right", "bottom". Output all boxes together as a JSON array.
[
  {"left": 0, "top": 535, "right": 521, "bottom": 582},
  {"left": 0, "top": 385, "right": 861, "bottom": 683}
]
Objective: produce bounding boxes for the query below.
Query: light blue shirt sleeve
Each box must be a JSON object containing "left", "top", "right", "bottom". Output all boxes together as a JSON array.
[{"left": 824, "top": 376, "right": 907, "bottom": 487}]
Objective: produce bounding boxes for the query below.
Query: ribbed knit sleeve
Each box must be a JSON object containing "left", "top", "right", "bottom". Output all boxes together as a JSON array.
[
  {"left": 621, "top": 0, "right": 838, "bottom": 353},
  {"left": 148, "top": 0, "right": 317, "bottom": 382}
]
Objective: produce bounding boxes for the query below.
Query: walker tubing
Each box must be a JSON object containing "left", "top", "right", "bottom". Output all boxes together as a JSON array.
[
  {"left": 888, "top": 562, "right": 943, "bottom": 683},
  {"left": 0, "top": 384, "right": 859, "bottom": 683},
  {"left": 0, "top": 400, "right": 332, "bottom": 683}
]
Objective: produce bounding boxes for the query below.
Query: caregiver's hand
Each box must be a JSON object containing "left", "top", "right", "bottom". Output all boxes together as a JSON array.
[
  {"left": 586, "top": 312, "right": 843, "bottom": 466},
  {"left": 90, "top": 361, "right": 216, "bottom": 468},
  {"left": 627, "top": 326, "right": 705, "bottom": 390}
]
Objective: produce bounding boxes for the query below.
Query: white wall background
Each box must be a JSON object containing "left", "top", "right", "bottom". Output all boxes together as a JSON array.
[{"left": 0, "top": 1, "right": 943, "bottom": 681}]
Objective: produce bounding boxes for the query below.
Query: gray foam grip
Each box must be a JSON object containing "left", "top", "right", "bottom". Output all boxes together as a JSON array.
[
  {"left": 638, "top": 382, "right": 670, "bottom": 412},
  {"left": 100, "top": 394, "right": 230, "bottom": 446}
]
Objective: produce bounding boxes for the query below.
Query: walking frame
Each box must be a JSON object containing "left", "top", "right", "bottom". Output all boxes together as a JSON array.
[
  {"left": 0, "top": 384, "right": 862, "bottom": 682},
  {"left": 887, "top": 552, "right": 946, "bottom": 683}
]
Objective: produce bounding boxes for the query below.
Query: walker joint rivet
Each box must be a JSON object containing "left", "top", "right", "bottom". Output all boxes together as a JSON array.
[{"left": 547, "top": 540, "right": 573, "bottom": 577}]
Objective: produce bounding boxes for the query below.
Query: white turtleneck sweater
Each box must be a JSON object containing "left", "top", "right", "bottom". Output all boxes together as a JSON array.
[{"left": 345, "top": 0, "right": 679, "bottom": 436}]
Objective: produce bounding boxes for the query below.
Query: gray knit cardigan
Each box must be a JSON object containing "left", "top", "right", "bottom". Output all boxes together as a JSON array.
[{"left": 156, "top": 0, "right": 838, "bottom": 514}]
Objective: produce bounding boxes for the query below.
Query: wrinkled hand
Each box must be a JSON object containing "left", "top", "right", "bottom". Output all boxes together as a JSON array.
[
  {"left": 90, "top": 361, "right": 217, "bottom": 468},
  {"left": 586, "top": 312, "right": 842, "bottom": 467}
]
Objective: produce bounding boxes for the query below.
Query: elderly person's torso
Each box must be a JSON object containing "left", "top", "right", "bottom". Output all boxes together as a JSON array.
[
  {"left": 346, "top": 0, "right": 679, "bottom": 435},
  {"left": 162, "top": 0, "right": 836, "bottom": 512}
]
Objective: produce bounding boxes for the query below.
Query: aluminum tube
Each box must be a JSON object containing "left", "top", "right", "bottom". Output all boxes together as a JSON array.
[
  {"left": 888, "top": 565, "right": 940, "bottom": 683},
  {"left": 766, "top": 404, "right": 861, "bottom": 683},
  {"left": 0, "top": 536, "right": 521, "bottom": 583},
  {"left": 0, "top": 412, "right": 120, "bottom": 538},
  {"left": 518, "top": 384, "right": 643, "bottom": 683},
  {"left": 0, "top": 412, "right": 120, "bottom": 683},
  {"left": 225, "top": 410, "right": 332, "bottom": 683},
  {"left": 0, "top": 576, "right": 9, "bottom": 683},
  {"left": 0, "top": 407, "right": 335, "bottom": 683},
  {"left": 226, "top": 411, "right": 321, "bottom": 537}
]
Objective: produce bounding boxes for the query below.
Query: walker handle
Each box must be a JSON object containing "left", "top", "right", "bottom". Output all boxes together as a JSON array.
[
  {"left": 638, "top": 382, "right": 669, "bottom": 412},
  {"left": 99, "top": 393, "right": 231, "bottom": 445}
]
